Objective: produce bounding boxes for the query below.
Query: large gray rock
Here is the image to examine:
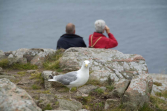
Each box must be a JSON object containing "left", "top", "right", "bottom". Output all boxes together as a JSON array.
[
  {"left": 122, "top": 74, "right": 153, "bottom": 110},
  {"left": 4, "top": 48, "right": 56, "bottom": 67},
  {"left": 0, "top": 78, "right": 41, "bottom": 111},
  {"left": 60, "top": 48, "right": 148, "bottom": 83},
  {"left": 112, "top": 79, "right": 130, "bottom": 98},
  {"left": 57, "top": 99, "right": 82, "bottom": 111}
]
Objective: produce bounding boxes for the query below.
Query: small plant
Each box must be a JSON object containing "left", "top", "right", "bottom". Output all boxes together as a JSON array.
[
  {"left": 153, "top": 82, "right": 162, "bottom": 86},
  {"left": 43, "top": 104, "right": 52, "bottom": 110},
  {"left": 138, "top": 103, "right": 153, "bottom": 111},
  {"left": 43, "top": 49, "right": 65, "bottom": 71},
  {"left": 11, "top": 63, "right": 38, "bottom": 70},
  {"left": 30, "top": 72, "right": 44, "bottom": 84},
  {"left": 94, "top": 88, "right": 104, "bottom": 94},
  {"left": 17, "top": 71, "right": 26, "bottom": 76},
  {"left": 31, "top": 84, "right": 41, "bottom": 90},
  {"left": 86, "top": 79, "right": 101, "bottom": 86},
  {"left": 155, "top": 90, "right": 167, "bottom": 98},
  {"left": 106, "top": 85, "right": 114, "bottom": 92},
  {"left": 150, "top": 95, "right": 167, "bottom": 110},
  {"left": 0, "top": 59, "right": 9, "bottom": 68}
]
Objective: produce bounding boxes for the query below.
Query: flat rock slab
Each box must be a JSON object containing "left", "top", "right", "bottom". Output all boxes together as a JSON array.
[
  {"left": 57, "top": 99, "right": 82, "bottom": 111},
  {"left": 60, "top": 48, "right": 148, "bottom": 83},
  {"left": 0, "top": 78, "right": 41, "bottom": 111}
]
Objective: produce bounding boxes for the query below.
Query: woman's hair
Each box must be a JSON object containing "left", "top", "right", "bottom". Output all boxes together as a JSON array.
[{"left": 94, "top": 20, "right": 106, "bottom": 33}]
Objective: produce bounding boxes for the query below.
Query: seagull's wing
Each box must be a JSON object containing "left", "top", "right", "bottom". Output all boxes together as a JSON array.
[{"left": 56, "top": 71, "right": 78, "bottom": 85}]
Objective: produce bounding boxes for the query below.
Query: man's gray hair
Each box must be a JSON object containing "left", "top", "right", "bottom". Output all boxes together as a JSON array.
[{"left": 95, "top": 20, "right": 106, "bottom": 33}]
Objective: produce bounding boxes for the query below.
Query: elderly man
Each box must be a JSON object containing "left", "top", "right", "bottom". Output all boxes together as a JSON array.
[
  {"left": 89, "top": 20, "right": 118, "bottom": 49},
  {"left": 57, "top": 23, "right": 87, "bottom": 49}
]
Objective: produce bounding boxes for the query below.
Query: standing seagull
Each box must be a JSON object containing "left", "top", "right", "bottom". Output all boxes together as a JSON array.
[{"left": 48, "top": 60, "right": 90, "bottom": 99}]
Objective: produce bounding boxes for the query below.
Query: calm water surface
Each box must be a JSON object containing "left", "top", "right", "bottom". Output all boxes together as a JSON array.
[{"left": 0, "top": 0, "right": 167, "bottom": 73}]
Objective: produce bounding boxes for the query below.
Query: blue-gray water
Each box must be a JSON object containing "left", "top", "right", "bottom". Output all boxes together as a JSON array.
[{"left": 0, "top": 0, "right": 167, "bottom": 73}]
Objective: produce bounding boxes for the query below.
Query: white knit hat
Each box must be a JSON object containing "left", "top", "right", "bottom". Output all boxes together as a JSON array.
[{"left": 95, "top": 20, "right": 106, "bottom": 33}]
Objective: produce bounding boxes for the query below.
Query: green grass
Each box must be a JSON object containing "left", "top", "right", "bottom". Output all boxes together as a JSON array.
[
  {"left": 153, "top": 82, "right": 162, "bottom": 86},
  {"left": 43, "top": 49, "right": 64, "bottom": 71},
  {"left": 150, "top": 95, "right": 167, "bottom": 110},
  {"left": 0, "top": 59, "right": 9, "bottom": 68},
  {"left": 0, "top": 58, "right": 38, "bottom": 70},
  {"left": 86, "top": 79, "right": 101, "bottom": 86},
  {"left": 43, "top": 104, "right": 52, "bottom": 110},
  {"left": 30, "top": 72, "right": 44, "bottom": 84},
  {"left": 155, "top": 90, "right": 167, "bottom": 98},
  {"left": 106, "top": 85, "right": 114, "bottom": 92},
  {"left": 17, "top": 71, "right": 26, "bottom": 76},
  {"left": 31, "top": 84, "right": 41, "bottom": 90},
  {"left": 94, "top": 88, "right": 104, "bottom": 94},
  {"left": 138, "top": 103, "right": 153, "bottom": 111}
]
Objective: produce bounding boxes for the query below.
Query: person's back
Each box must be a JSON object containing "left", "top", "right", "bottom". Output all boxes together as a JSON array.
[
  {"left": 89, "top": 20, "right": 118, "bottom": 49},
  {"left": 57, "top": 23, "right": 86, "bottom": 49}
]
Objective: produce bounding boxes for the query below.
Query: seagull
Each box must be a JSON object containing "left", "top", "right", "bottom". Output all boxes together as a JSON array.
[{"left": 48, "top": 60, "right": 90, "bottom": 100}]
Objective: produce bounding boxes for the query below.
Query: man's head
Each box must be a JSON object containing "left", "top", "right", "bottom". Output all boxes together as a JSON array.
[
  {"left": 66, "top": 23, "right": 75, "bottom": 34},
  {"left": 95, "top": 20, "right": 106, "bottom": 33}
]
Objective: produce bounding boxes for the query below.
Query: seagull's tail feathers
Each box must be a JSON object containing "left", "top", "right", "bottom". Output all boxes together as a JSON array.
[{"left": 48, "top": 79, "right": 56, "bottom": 82}]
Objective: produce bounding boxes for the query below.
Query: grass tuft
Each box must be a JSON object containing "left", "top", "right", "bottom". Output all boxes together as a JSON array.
[
  {"left": 43, "top": 104, "right": 52, "bottom": 110},
  {"left": 153, "top": 82, "right": 162, "bottom": 86},
  {"left": 43, "top": 49, "right": 65, "bottom": 72},
  {"left": 31, "top": 84, "right": 41, "bottom": 90},
  {"left": 155, "top": 90, "right": 167, "bottom": 98},
  {"left": 0, "top": 59, "right": 9, "bottom": 68},
  {"left": 17, "top": 71, "right": 26, "bottom": 76}
]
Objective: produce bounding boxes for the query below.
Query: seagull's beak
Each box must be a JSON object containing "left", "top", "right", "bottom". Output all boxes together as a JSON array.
[{"left": 85, "top": 64, "right": 88, "bottom": 67}]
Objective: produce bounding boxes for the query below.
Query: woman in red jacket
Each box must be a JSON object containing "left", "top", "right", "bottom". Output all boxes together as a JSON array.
[{"left": 89, "top": 20, "right": 118, "bottom": 49}]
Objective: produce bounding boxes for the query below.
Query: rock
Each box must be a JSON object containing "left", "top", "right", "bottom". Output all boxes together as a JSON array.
[
  {"left": 0, "top": 75, "right": 15, "bottom": 80},
  {"left": 122, "top": 74, "right": 153, "bottom": 110},
  {"left": 150, "top": 74, "right": 167, "bottom": 95},
  {"left": 29, "top": 49, "right": 56, "bottom": 68},
  {"left": 45, "top": 110, "right": 70, "bottom": 111},
  {"left": 104, "top": 99, "right": 120, "bottom": 110},
  {"left": 76, "top": 85, "right": 98, "bottom": 96},
  {"left": 42, "top": 71, "right": 56, "bottom": 89},
  {"left": 0, "top": 78, "right": 41, "bottom": 111},
  {"left": 99, "top": 87, "right": 106, "bottom": 91},
  {"left": 57, "top": 99, "right": 82, "bottom": 111},
  {"left": 112, "top": 79, "right": 130, "bottom": 98},
  {"left": 4, "top": 48, "right": 56, "bottom": 67},
  {"left": 38, "top": 94, "right": 58, "bottom": 110},
  {"left": 60, "top": 48, "right": 148, "bottom": 83},
  {"left": 78, "top": 109, "right": 90, "bottom": 111},
  {"left": 0, "top": 50, "right": 6, "bottom": 60}
]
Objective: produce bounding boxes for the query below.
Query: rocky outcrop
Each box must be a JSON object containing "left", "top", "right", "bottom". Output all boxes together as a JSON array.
[
  {"left": 1, "top": 48, "right": 56, "bottom": 68},
  {"left": 60, "top": 48, "right": 148, "bottom": 83},
  {"left": 150, "top": 74, "right": 167, "bottom": 95},
  {"left": 112, "top": 79, "right": 130, "bottom": 98},
  {"left": 0, "top": 78, "right": 41, "bottom": 111},
  {"left": 57, "top": 99, "right": 82, "bottom": 111},
  {"left": 122, "top": 74, "right": 153, "bottom": 110}
]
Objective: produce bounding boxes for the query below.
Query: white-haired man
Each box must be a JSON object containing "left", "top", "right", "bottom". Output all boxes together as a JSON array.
[{"left": 89, "top": 20, "right": 118, "bottom": 48}]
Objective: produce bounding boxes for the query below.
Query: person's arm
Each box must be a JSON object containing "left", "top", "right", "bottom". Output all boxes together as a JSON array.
[
  {"left": 81, "top": 38, "right": 87, "bottom": 47},
  {"left": 105, "top": 25, "right": 118, "bottom": 48}
]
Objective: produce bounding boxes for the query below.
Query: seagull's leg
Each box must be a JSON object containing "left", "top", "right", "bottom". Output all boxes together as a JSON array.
[
  {"left": 69, "top": 88, "right": 76, "bottom": 101},
  {"left": 69, "top": 88, "right": 72, "bottom": 100}
]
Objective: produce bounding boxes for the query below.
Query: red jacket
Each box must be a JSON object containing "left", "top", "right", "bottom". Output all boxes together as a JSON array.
[{"left": 89, "top": 32, "right": 118, "bottom": 49}]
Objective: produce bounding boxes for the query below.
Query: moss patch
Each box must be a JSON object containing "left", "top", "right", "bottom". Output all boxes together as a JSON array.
[
  {"left": 0, "top": 59, "right": 9, "bottom": 68},
  {"left": 150, "top": 95, "right": 167, "bottom": 110},
  {"left": 153, "top": 82, "right": 162, "bottom": 86},
  {"left": 155, "top": 90, "right": 167, "bottom": 98},
  {"left": 43, "top": 49, "right": 65, "bottom": 72}
]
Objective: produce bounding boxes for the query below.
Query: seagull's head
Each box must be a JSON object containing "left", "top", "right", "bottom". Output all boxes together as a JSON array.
[{"left": 83, "top": 60, "right": 90, "bottom": 68}]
